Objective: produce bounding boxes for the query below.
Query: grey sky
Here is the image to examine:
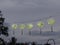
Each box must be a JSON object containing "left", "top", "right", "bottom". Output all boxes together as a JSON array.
[
  {"left": 1, "top": 0, "right": 60, "bottom": 44},
  {"left": 0, "top": 0, "right": 60, "bottom": 31}
]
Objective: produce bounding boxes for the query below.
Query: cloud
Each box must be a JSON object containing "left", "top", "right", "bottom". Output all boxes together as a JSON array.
[
  {"left": 0, "top": 0, "right": 48, "bottom": 23},
  {"left": 48, "top": 0, "right": 60, "bottom": 9},
  {"left": 0, "top": 0, "right": 17, "bottom": 9},
  {"left": 0, "top": 0, "right": 60, "bottom": 9},
  {"left": 0, "top": 0, "right": 48, "bottom": 9},
  {"left": 0, "top": 0, "right": 60, "bottom": 30}
]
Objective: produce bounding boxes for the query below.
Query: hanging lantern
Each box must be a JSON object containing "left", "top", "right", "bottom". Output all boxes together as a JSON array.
[
  {"left": 47, "top": 18, "right": 55, "bottom": 32},
  {"left": 48, "top": 18, "right": 55, "bottom": 25},
  {"left": 26, "top": 24, "right": 33, "bottom": 30},
  {"left": 37, "top": 21, "right": 44, "bottom": 28},
  {"left": 19, "top": 24, "right": 25, "bottom": 35},
  {"left": 19, "top": 24, "right": 25, "bottom": 30},
  {"left": 26, "top": 24, "right": 33, "bottom": 35},
  {"left": 11, "top": 24, "right": 17, "bottom": 30},
  {"left": 37, "top": 21, "right": 44, "bottom": 34}
]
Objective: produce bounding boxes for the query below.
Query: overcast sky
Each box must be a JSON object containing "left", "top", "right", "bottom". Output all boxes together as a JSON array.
[{"left": 0, "top": 0, "right": 60, "bottom": 31}]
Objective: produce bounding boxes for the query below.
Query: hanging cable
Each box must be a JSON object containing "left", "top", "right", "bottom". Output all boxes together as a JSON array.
[{"left": 13, "top": 14, "right": 60, "bottom": 24}]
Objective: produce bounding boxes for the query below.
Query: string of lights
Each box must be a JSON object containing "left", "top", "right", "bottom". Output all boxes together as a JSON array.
[
  {"left": 8, "top": 11, "right": 59, "bottom": 35},
  {"left": 11, "top": 15, "right": 58, "bottom": 35}
]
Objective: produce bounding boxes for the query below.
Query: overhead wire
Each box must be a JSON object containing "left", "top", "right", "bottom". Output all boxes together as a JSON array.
[{"left": 13, "top": 14, "right": 60, "bottom": 23}]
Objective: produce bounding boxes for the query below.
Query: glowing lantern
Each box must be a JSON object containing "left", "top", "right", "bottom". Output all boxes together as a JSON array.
[
  {"left": 11, "top": 24, "right": 17, "bottom": 30},
  {"left": 26, "top": 24, "right": 33, "bottom": 30},
  {"left": 19, "top": 24, "right": 25, "bottom": 30},
  {"left": 19, "top": 24, "right": 25, "bottom": 35},
  {"left": 37, "top": 21, "right": 44, "bottom": 28},
  {"left": 37, "top": 21, "right": 44, "bottom": 34},
  {"left": 11, "top": 24, "right": 17, "bottom": 35},
  {"left": 26, "top": 24, "right": 33, "bottom": 35},
  {"left": 48, "top": 18, "right": 55, "bottom": 26},
  {"left": 47, "top": 18, "right": 55, "bottom": 32}
]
